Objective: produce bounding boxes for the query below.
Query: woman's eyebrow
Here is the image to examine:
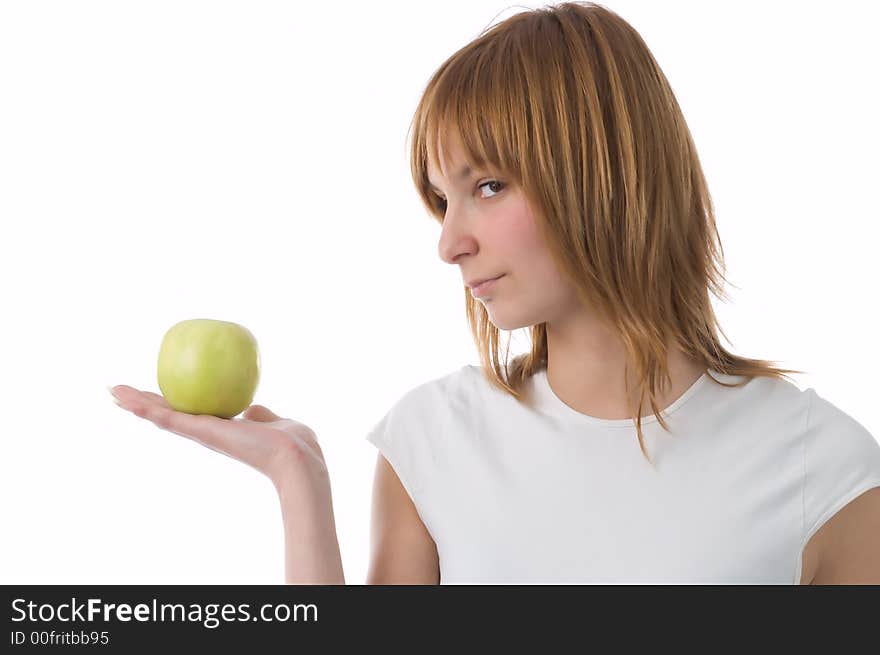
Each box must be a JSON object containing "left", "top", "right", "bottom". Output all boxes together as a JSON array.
[{"left": 428, "top": 164, "right": 474, "bottom": 192}]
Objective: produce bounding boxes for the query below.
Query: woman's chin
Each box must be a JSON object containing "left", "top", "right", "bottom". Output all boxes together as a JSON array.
[{"left": 484, "top": 307, "right": 533, "bottom": 332}]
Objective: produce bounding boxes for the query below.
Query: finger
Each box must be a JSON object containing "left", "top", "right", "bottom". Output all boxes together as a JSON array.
[
  {"left": 140, "top": 390, "right": 173, "bottom": 409},
  {"left": 110, "top": 386, "right": 172, "bottom": 416},
  {"left": 110, "top": 386, "right": 296, "bottom": 475},
  {"left": 132, "top": 400, "right": 284, "bottom": 464},
  {"left": 242, "top": 404, "right": 283, "bottom": 422},
  {"left": 113, "top": 386, "right": 235, "bottom": 417},
  {"left": 112, "top": 385, "right": 262, "bottom": 444},
  {"left": 109, "top": 385, "right": 148, "bottom": 410}
]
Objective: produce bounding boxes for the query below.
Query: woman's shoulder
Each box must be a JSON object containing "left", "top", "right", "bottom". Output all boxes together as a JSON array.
[
  {"left": 376, "top": 364, "right": 478, "bottom": 417},
  {"left": 804, "top": 387, "right": 879, "bottom": 455},
  {"left": 701, "top": 369, "right": 810, "bottom": 417}
]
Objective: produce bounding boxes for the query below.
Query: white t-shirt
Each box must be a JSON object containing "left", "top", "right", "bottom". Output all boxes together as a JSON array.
[{"left": 365, "top": 364, "right": 880, "bottom": 584}]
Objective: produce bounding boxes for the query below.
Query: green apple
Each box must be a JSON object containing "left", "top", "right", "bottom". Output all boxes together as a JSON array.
[{"left": 157, "top": 318, "right": 260, "bottom": 418}]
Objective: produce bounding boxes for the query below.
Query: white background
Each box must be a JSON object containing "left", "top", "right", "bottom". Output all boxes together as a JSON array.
[{"left": 1, "top": 0, "right": 877, "bottom": 584}]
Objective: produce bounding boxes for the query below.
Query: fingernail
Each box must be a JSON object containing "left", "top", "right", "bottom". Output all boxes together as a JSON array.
[{"left": 107, "top": 386, "right": 123, "bottom": 406}]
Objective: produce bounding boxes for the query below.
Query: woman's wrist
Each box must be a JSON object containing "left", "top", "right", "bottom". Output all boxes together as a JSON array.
[
  {"left": 273, "top": 468, "right": 345, "bottom": 584},
  {"left": 277, "top": 497, "right": 345, "bottom": 584}
]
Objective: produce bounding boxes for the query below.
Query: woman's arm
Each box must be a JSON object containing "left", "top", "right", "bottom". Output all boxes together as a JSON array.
[
  {"left": 366, "top": 453, "right": 440, "bottom": 584},
  {"left": 275, "top": 477, "right": 345, "bottom": 585},
  {"left": 812, "top": 486, "right": 880, "bottom": 584},
  {"left": 109, "top": 385, "right": 347, "bottom": 584},
  {"left": 276, "top": 451, "right": 439, "bottom": 585}
]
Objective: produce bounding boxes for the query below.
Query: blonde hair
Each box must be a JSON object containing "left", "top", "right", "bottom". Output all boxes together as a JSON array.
[{"left": 407, "top": 2, "right": 804, "bottom": 466}]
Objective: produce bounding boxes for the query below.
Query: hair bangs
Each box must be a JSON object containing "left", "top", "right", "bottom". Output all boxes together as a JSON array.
[{"left": 409, "top": 24, "right": 532, "bottom": 223}]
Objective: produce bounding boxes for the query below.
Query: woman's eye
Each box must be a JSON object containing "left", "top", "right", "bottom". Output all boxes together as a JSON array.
[
  {"left": 430, "top": 180, "right": 503, "bottom": 217},
  {"left": 478, "top": 180, "right": 504, "bottom": 199}
]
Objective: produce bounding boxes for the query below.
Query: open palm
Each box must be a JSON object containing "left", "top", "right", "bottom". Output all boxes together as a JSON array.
[{"left": 109, "top": 385, "right": 328, "bottom": 492}]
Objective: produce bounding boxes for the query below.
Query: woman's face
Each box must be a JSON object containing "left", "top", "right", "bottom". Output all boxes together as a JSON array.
[{"left": 427, "top": 130, "right": 581, "bottom": 331}]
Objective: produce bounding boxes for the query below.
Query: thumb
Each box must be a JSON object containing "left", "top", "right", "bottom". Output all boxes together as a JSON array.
[{"left": 242, "top": 404, "right": 283, "bottom": 422}]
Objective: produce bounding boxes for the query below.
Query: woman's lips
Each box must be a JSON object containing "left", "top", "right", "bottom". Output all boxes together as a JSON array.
[{"left": 470, "top": 274, "right": 504, "bottom": 297}]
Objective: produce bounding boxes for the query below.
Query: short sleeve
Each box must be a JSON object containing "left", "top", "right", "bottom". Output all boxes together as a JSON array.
[
  {"left": 365, "top": 394, "right": 427, "bottom": 509},
  {"left": 802, "top": 388, "right": 880, "bottom": 545}
]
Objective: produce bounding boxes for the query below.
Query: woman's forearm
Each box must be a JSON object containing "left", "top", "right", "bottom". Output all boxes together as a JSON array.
[{"left": 275, "top": 480, "right": 346, "bottom": 585}]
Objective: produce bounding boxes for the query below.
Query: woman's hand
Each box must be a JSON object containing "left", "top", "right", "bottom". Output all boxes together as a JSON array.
[
  {"left": 109, "top": 384, "right": 346, "bottom": 583},
  {"left": 108, "top": 385, "right": 329, "bottom": 498}
]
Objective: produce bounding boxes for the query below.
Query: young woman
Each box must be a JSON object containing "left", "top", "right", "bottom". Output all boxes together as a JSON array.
[{"left": 110, "top": 2, "right": 880, "bottom": 584}]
